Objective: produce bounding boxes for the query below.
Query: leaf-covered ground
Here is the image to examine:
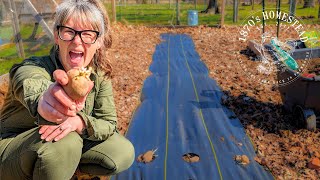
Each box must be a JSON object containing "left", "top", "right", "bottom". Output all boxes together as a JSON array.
[{"left": 110, "top": 23, "right": 320, "bottom": 179}]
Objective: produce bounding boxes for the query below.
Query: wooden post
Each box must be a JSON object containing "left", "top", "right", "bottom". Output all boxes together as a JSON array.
[
  {"left": 318, "top": 0, "right": 320, "bottom": 19},
  {"left": 233, "top": 0, "right": 238, "bottom": 23},
  {"left": 176, "top": 0, "right": 180, "bottom": 25},
  {"left": 0, "top": 0, "right": 4, "bottom": 22},
  {"left": 25, "top": 0, "right": 53, "bottom": 40},
  {"left": 28, "top": 22, "right": 39, "bottom": 40},
  {"left": 111, "top": 0, "right": 116, "bottom": 22},
  {"left": 289, "top": 0, "right": 296, "bottom": 17},
  {"left": 262, "top": 0, "right": 265, "bottom": 34},
  {"left": 251, "top": 0, "right": 254, "bottom": 10},
  {"left": 220, "top": 0, "right": 226, "bottom": 26},
  {"left": 51, "top": 0, "right": 58, "bottom": 7},
  {"left": 276, "top": 0, "right": 280, "bottom": 38},
  {"left": 8, "top": 0, "right": 25, "bottom": 58}
]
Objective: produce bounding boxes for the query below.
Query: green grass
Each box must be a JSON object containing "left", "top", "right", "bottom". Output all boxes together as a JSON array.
[
  {"left": 0, "top": 40, "right": 52, "bottom": 59},
  {"left": 0, "top": 24, "right": 43, "bottom": 41},
  {"left": 0, "top": 58, "right": 23, "bottom": 75},
  {"left": 0, "top": 24, "right": 53, "bottom": 75},
  {"left": 0, "top": 41, "right": 52, "bottom": 75},
  {"left": 0, "top": 26, "right": 13, "bottom": 40},
  {"left": 106, "top": 2, "right": 320, "bottom": 25},
  {"left": 304, "top": 30, "right": 320, "bottom": 48},
  {"left": 0, "top": 2, "right": 318, "bottom": 75}
]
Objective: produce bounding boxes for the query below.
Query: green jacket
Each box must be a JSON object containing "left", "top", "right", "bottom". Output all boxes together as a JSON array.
[{"left": 0, "top": 48, "right": 117, "bottom": 141}]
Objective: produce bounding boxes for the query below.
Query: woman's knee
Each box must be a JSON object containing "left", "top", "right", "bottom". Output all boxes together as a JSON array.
[
  {"left": 3, "top": 131, "right": 83, "bottom": 179},
  {"left": 80, "top": 134, "right": 135, "bottom": 175},
  {"left": 112, "top": 136, "right": 135, "bottom": 174},
  {"left": 38, "top": 132, "right": 83, "bottom": 163},
  {"left": 31, "top": 132, "right": 83, "bottom": 179}
]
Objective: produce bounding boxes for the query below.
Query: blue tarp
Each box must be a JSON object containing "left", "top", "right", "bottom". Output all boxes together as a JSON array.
[{"left": 112, "top": 34, "right": 274, "bottom": 180}]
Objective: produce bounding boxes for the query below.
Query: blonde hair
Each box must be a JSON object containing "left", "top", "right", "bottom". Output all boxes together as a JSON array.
[{"left": 54, "top": 0, "right": 112, "bottom": 78}]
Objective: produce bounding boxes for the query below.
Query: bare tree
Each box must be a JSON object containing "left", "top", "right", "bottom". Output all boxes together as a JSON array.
[
  {"left": 318, "top": 0, "right": 320, "bottom": 18},
  {"left": 201, "top": 0, "right": 220, "bottom": 14},
  {"left": 303, "top": 0, "right": 315, "bottom": 7}
]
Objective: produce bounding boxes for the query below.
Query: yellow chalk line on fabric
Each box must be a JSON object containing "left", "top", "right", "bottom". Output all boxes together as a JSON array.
[
  {"left": 179, "top": 35, "right": 223, "bottom": 180},
  {"left": 164, "top": 35, "right": 171, "bottom": 180}
]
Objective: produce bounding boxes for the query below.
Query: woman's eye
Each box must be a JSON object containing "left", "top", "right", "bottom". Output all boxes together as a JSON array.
[
  {"left": 82, "top": 32, "right": 94, "bottom": 37},
  {"left": 65, "top": 30, "right": 75, "bottom": 34}
]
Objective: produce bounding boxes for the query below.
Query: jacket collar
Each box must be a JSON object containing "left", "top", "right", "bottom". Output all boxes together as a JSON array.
[{"left": 50, "top": 46, "right": 64, "bottom": 70}]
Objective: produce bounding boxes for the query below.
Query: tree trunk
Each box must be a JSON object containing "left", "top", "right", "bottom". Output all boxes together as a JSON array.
[
  {"left": 318, "top": 0, "right": 320, "bottom": 19},
  {"left": 136, "top": 0, "right": 147, "bottom": 4},
  {"left": 318, "top": 0, "right": 320, "bottom": 18},
  {"left": 303, "top": 0, "right": 315, "bottom": 7},
  {"left": 289, "top": 0, "right": 296, "bottom": 16},
  {"left": 233, "top": 0, "right": 239, "bottom": 23},
  {"left": 201, "top": 0, "right": 219, "bottom": 14},
  {"left": 252, "top": 0, "right": 254, "bottom": 10},
  {"left": 220, "top": 0, "right": 226, "bottom": 26}
]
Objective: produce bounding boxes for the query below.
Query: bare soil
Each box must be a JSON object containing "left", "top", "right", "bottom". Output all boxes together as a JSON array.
[{"left": 110, "top": 23, "right": 320, "bottom": 179}]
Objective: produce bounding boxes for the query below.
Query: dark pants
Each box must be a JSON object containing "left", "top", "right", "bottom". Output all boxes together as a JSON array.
[{"left": 0, "top": 127, "right": 134, "bottom": 180}]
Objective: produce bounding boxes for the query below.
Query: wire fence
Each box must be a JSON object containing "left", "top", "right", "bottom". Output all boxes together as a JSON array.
[
  {"left": 0, "top": 0, "right": 319, "bottom": 69},
  {"left": 0, "top": 0, "right": 57, "bottom": 75},
  {"left": 109, "top": 0, "right": 319, "bottom": 25}
]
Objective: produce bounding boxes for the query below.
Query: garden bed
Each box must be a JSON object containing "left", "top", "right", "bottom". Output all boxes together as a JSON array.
[
  {"left": 110, "top": 23, "right": 320, "bottom": 179},
  {"left": 0, "top": 23, "right": 319, "bottom": 179}
]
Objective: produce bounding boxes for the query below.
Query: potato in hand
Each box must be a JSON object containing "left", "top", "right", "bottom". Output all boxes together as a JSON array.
[
  {"left": 65, "top": 67, "right": 92, "bottom": 100},
  {"left": 54, "top": 67, "right": 92, "bottom": 101}
]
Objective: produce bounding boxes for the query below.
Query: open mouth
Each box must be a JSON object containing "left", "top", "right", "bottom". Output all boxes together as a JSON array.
[{"left": 69, "top": 51, "right": 84, "bottom": 64}]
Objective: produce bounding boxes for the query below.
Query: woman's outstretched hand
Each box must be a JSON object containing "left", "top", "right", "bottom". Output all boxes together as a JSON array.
[
  {"left": 37, "top": 69, "right": 93, "bottom": 139},
  {"left": 53, "top": 69, "right": 94, "bottom": 111},
  {"left": 37, "top": 82, "right": 77, "bottom": 124},
  {"left": 39, "top": 115, "right": 86, "bottom": 142}
]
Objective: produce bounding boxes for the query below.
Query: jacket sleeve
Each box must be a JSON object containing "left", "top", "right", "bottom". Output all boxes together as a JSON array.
[
  {"left": 10, "top": 64, "right": 52, "bottom": 118},
  {"left": 77, "top": 78, "right": 117, "bottom": 141}
]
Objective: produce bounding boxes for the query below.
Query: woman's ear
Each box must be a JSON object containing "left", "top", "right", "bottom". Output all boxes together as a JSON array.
[
  {"left": 54, "top": 31, "right": 59, "bottom": 44},
  {"left": 96, "top": 38, "right": 102, "bottom": 49}
]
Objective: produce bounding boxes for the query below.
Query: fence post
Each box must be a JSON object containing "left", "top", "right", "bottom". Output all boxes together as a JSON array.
[
  {"left": 276, "top": 0, "right": 280, "bottom": 38},
  {"left": 25, "top": 0, "right": 54, "bottom": 40},
  {"left": 289, "top": 0, "right": 296, "bottom": 17},
  {"left": 111, "top": 0, "right": 116, "bottom": 22},
  {"left": 51, "top": 0, "right": 58, "bottom": 7},
  {"left": 252, "top": 0, "right": 254, "bottom": 10},
  {"left": 233, "top": 0, "right": 238, "bottom": 23},
  {"left": 176, "top": 0, "right": 180, "bottom": 25},
  {"left": 220, "top": 0, "right": 226, "bottom": 26},
  {"left": 262, "top": 0, "right": 265, "bottom": 33},
  {"left": 318, "top": 0, "right": 320, "bottom": 19},
  {"left": 8, "top": 0, "right": 25, "bottom": 58}
]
